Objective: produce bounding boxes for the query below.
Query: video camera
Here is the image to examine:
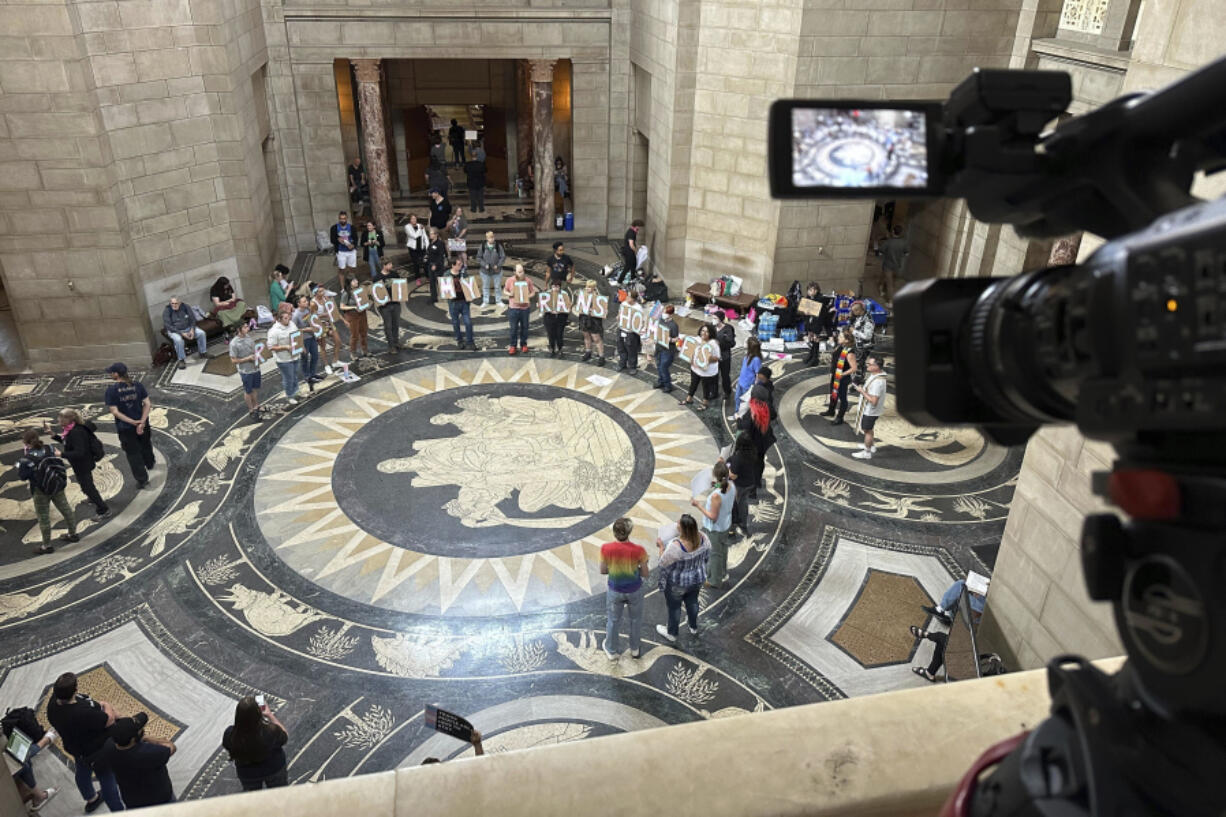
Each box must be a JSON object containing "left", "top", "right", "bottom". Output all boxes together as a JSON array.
[{"left": 768, "top": 56, "right": 1226, "bottom": 816}]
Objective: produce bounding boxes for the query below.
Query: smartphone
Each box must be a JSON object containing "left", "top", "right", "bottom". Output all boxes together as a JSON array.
[
  {"left": 768, "top": 100, "right": 944, "bottom": 199},
  {"left": 255, "top": 694, "right": 266, "bottom": 709}
]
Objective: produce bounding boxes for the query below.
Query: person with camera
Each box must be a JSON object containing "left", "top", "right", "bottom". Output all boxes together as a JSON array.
[
  {"left": 46, "top": 671, "right": 125, "bottom": 812},
  {"left": 49, "top": 408, "right": 110, "bottom": 520},
  {"left": 851, "top": 354, "right": 887, "bottom": 459},
  {"left": 222, "top": 696, "right": 289, "bottom": 791},
  {"left": 95, "top": 714, "right": 176, "bottom": 809},
  {"left": 18, "top": 429, "right": 80, "bottom": 556},
  {"left": 820, "top": 328, "right": 857, "bottom": 425}
]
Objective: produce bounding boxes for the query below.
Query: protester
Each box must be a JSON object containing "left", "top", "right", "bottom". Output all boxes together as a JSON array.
[
  {"left": 600, "top": 517, "right": 649, "bottom": 659},
  {"left": 801, "top": 282, "right": 827, "bottom": 366},
  {"left": 209, "top": 276, "right": 253, "bottom": 334},
  {"left": 372, "top": 259, "right": 402, "bottom": 354},
  {"left": 18, "top": 430, "right": 79, "bottom": 555},
  {"left": 851, "top": 353, "right": 887, "bottom": 459},
  {"left": 474, "top": 231, "right": 506, "bottom": 307},
  {"left": 266, "top": 309, "right": 302, "bottom": 406},
  {"left": 731, "top": 336, "right": 763, "bottom": 418},
  {"left": 446, "top": 257, "right": 475, "bottom": 350},
  {"left": 269, "top": 264, "right": 296, "bottom": 312},
  {"left": 361, "top": 220, "right": 386, "bottom": 280},
  {"left": 311, "top": 285, "right": 342, "bottom": 375},
  {"left": 655, "top": 514, "right": 711, "bottom": 643},
  {"left": 577, "top": 279, "right": 605, "bottom": 365},
  {"left": 222, "top": 696, "right": 289, "bottom": 791},
  {"left": 548, "top": 241, "right": 575, "bottom": 286},
  {"left": 291, "top": 295, "right": 323, "bottom": 381},
  {"left": 713, "top": 312, "right": 736, "bottom": 400},
  {"left": 616, "top": 290, "right": 642, "bottom": 373},
  {"left": 162, "top": 296, "right": 208, "bottom": 370},
  {"left": 725, "top": 433, "right": 759, "bottom": 537},
  {"left": 652, "top": 304, "right": 680, "bottom": 393},
  {"left": 502, "top": 264, "right": 536, "bottom": 355},
  {"left": 542, "top": 280, "right": 569, "bottom": 358},
  {"left": 339, "top": 276, "right": 370, "bottom": 358},
  {"left": 105, "top": 362, "right": 155, "bottom": 489},
  {"left": 680, "top": 324, "right": 720, "bottom": 410},
  {"left": 47, "top": 409, "right": 109, "bottom": 520},
  {"left": 692, "top": 461, "right": 735, "bottom": 589},
  {"left": 46, "top": 672, "right": 125, "bottom": 813},
  {"left": 425, "top": 226, "right": 447, "bottom": 303},
  {"left": 821, "top": 328, "right": 857, "bottom": 425},
  {"left": 404, "top": 214, "right": 428, "bottom": 279},
  {"left": 737, "top": 384, "right": 777, "bottom": 487},
  {"left": 95, "top": 715, "right": 176, "bottom": 809},
  {"left": 330, "top": 211, "right": 358, "bottom": 291},
  {"left": 229, "top": 320, "right": 264, "bottom": 421}
]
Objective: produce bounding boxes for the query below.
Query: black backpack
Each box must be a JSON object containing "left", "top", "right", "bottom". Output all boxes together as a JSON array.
[
  {"left": 84, "top": 420, "right": 104, "bottom": 463},
  {"left": 1, "top": 706, "right": 45, "bottom": 742},
  {"left": 32, "top": 447, "right": 68, "bottom": 496}
]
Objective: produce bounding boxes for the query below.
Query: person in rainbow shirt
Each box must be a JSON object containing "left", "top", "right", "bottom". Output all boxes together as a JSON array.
[{"left": 599, "top": 517, "right": 650, "bottom": 660}]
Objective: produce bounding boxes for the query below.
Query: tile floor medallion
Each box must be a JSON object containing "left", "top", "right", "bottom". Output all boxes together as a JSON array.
[{"left": 0, "top": 239, "right": 1020, "bottom": 809}]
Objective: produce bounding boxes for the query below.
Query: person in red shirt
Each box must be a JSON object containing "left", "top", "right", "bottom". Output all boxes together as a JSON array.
[{"left": 599, "top": 517, "right": 650, "bottom": 659}]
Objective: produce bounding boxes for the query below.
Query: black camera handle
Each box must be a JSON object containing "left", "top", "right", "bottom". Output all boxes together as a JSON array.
[{"left": 949, "top": 454, "right": 1226, "bottom": 816}]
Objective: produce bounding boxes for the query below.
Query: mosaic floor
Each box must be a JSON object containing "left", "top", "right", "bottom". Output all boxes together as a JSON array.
[{"left": 0, "top": 243, "right": 1019, "bottom": 811}]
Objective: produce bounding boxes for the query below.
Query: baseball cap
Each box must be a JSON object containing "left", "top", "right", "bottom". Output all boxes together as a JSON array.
[
  {"left": 110, "top": 717, "right": 141, "bottom": 746},
  {"left": 105, "top": 362, "right": 128, "bottom": 376}
]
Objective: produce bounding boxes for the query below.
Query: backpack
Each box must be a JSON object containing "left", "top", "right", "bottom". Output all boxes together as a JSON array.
[
  {"left": 978, "top": 653, "right": 1007, "bottom": 676},
  {"left": 1, "top": 706, "right": 45, "bottom": 742},
  {"left": 84, "top": 420, "right": 105, "bottom": 463},
  {"left": 33, "top": 448, "right": 68, "bottom": 496}
]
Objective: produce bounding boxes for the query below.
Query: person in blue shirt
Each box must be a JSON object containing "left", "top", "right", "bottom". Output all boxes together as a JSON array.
[{"left": 104, "top": 362, "right": 154, "bottom": 489}]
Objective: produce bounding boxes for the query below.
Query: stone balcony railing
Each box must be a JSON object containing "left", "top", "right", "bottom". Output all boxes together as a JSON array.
[{"left": 129, "top": 657, "right": 1125, "bottom": 817}]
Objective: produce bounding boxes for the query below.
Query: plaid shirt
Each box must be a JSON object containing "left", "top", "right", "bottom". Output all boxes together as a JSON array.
[{"left": 657, "top": 537, "right": 710, "bottom": 591}]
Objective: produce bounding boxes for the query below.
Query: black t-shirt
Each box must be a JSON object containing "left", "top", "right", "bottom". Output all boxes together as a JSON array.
[
  {"left": 223, "top": 724, "right": 288, "bottom": 782},
  {"left": 623, "top": 228, "right": 637, "bottom": 255},
  {"left": 548, "top": 253, "right": 574, "bottom": 283},
  {"left": 347, "top": 162, "right": 364, "bottom": 188},
  {"left": 96, "top": 739, "right": 174, "bottom": 807},
  {"left": 429, "top": 197, "right": 452, "bottom": 230},
  {"left": 47, "top": 695, "right": 110, "bottom": 758},
  {"left": 104, "top": 380, "right": 149, "bottom": 433},
  {"left": 727, "top": 450, "right": 759, "bottom": 489}
]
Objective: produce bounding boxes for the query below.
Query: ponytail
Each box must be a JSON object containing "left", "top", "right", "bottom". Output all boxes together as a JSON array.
[{"left": 712, "top": 461, "right": 730, "bottom": 493}]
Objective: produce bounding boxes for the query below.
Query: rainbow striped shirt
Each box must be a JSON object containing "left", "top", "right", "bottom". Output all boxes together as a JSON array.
[{"left": 600, "top": 541, "right": 647, "bottom": 593}]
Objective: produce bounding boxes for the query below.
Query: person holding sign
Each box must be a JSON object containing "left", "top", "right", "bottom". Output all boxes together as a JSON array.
[
  {"left": 339, "top": 276, "right": 370, "bottom": 359},
  {"left": 228, "top": 320, "right": 263, "bottom": 421},
  {"left": 291, "top": 295, "right": 321, "bottom": 384},
  {"left": 446, "top": 257, "right": 475, "bottom": 350},
  {"left": 266, "top": 309, "right": 302, "bottom": 406},
  {"left": 691, "top": 461, "right": 735, "bottom": 588},
  {"left": 680, "top": 324, "right": 720, "bottom": 410},
  {"left": 600, "top": 517, "right": 649, "bottom": 659},
  {"left": 502, "top": 264, "right": 536, "bottom": 355},
  {"left": 542, "top": 280, "right": 570, "bottom": 357},
  {"left": 655, "top": 514, "right": 711, "bottom": 643},
  {"left": 425, "top": 227, "right": 447, "bottom": 303},
  {"left": 312, "top": 286, "right": 342, "bottom": 376},
  {"left": 372, "top": 258, "right": 402, "bottom": 354},
  {"left": 652, "top": 304, "right": 681, "bottom": 392},
  {"left": 616, "top": 289, "right": 642, "bottom": 374},
  {"left": 577, "top": 279, "right": 606, "bottom": 365}
]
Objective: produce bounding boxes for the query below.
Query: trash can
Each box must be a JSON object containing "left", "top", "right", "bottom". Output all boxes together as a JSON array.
[{"left": 564, "top": 212, "right": 574, "bottom": 231}]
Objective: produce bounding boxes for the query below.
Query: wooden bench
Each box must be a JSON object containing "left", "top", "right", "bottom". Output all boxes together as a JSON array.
[{"left": 685, "top": 282, "right": 758, "bottom": 315}]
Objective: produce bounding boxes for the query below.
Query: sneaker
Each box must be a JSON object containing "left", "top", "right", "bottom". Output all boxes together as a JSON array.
[
  {"left": 630, "top": 650, "right": 641, "bottom": 659},
  {"left": 59, "top": 532, "right": 80, "bottom": 543},
  {"left": 85, "top": 795, "right": 103, "bottom": 814},
  {"left": 688, "top": 625, "right": 699, "bottom": 635},
  {"left": 860, "top": 443, "right": 878, "bottom": 453},
  {"left": 820, "top": 408, "right": 835, "bottom": 417},
  {"left": 604, "top": 646, "right": 617, "bottom": 660},
  {"left": 852, "top": 450, "right": 872, "bottom": 459},
  {"left": 33, "top": 544, "right": 54, "bottom": 555},
  {"left": 480, "top": 298, "right": 488, "bottom": 307},
  {"left": 596, "top": 356, "right": 606, "bottom": 366},
  {"left": 828, "top": 418, "right": 844, "bottom": 426},
  {"left": 655, "top": 624, "right": 676, "bottom": 643},
  {"left": 137, "top": 480, "right": 150, "bottom": 489},
  {"left": 618, "top": 364, "right": 628, "bottom": 372},
  {"left": 520, "top": 345, "right": 529, "bottom": 354},
  {"left": 324, "top": 364, "right": 333, "bottom": 375},
  {"left": 287, "top": 398, "right": 299, "bottom": 406},
  {"left": 508, "top": 346, "right": 517, "bottom": 356},
  {"left": 31, "top": 787, "right": 58, "bottom": 812},
  {"left": 581, "top": 351, "right": 592, "bottom": 361},
  {"left": 176, "top": 360, "right": 186, "bottom": 370},
  {"left": 250, "top": 411, "right": 264, "bottom": 422},
  {"left": 95, "top": 509, "right": 111, "bottom": 520}
]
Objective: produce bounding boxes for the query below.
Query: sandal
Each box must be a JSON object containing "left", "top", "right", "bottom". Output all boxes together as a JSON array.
[
  {"left": 679, "top": 397, "right": 693, "bottom": 405},
  {"left": 912, "top": 667, "right": 936, "bottom": 682},
  {"left": 909, "top": 625, "right": 926, "bottom": 639}
]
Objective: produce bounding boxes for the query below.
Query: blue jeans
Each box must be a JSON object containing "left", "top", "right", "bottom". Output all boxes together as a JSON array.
[
  {"left": 73, "top": 750, "right": 124, "bottom": 811},
  {"left": 277, "top": 360, "right": 299, "bottom": 399},
  {"left": 940, "top": 579, "right": 985, "bottom": 616},
  {"left": 665, "top": 584, "right": 700, "bottom": 636},
  {"left": 480, "top": 272, "right": 501, "bottom": 304},
  {"left": 300, "top": 335, "right": 319, "bottom": 380},
  {"left": 367, "top": 249, "right": 380, "bottom": 279},
  {"left": 169, "top": 327, "right": 207, "bottom": 361},
  {"left": 449, "top": 299, "right": 474, "bottom": 345},
  {"left": 656, "top": 347, "right": 675, "bottom": 389},
  {"left": 605, "top": 586, "right": 644, "bottom": 654},
  {"left": 508, "top": 307, "right": 530, "bottom": 347},
  {"left": 15, "top": 741, "right": 40, "bottom": 788}
]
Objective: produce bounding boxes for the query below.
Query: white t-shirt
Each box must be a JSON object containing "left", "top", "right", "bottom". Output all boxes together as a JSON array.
[
  {"left": 266, "top": 321, "right": 299, "bottom": 363},
  {"left": 692, "top": 340, "right": 720, "bottom": 377},
  {"left": 862, "top": 373, "right": 887, "bottom": 417}
]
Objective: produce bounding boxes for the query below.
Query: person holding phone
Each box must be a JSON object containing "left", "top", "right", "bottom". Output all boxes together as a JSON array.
[{"left": 222, "top": 696, "right": 288, "bottom": 791}]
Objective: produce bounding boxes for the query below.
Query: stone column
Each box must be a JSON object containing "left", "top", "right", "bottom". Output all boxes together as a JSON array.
[
  {"left": 1048, "top": 233, "right": 1083, "bottom": 266},
  {"left": 353, "top": 59, "right": 395, "bottom": 237},
  {"left": 530, "top": 59, "right": 557, "bottom": 233},
  {"left": 515, "top": 61, "right": 532, "bottom": 178}
]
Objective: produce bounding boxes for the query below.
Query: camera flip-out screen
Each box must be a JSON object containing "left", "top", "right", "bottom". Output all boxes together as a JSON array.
[{"left": 769, "top": 101, "right": 942, "bottom": 198}]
